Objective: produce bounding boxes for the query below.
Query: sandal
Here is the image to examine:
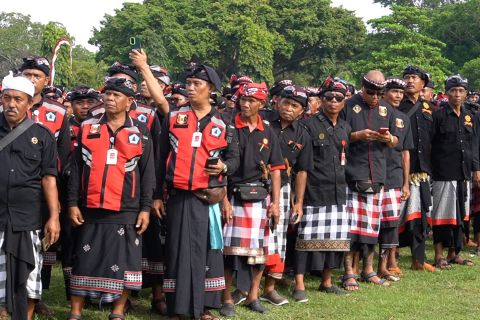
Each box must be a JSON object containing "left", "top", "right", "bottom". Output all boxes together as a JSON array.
[
  {"left": 341, "top": 274, "right": 359, "bottom": 290},
  {"left": 318, "top": 284, "right": 346, "bottom": 295},
  {"left": 66, "top": 314, "right": 82, "bottom": 320},
  {"left": 109, "top": 314, "right": 125, "bottom": 320},
  {"left": 378, "top": 274, "right": 400, "bottom": 282},
  {"left": 449, "top": 255, "right": 474, "bottom": 266},
  {"left": 360, "top": 272, "right": 390, "bottom": 286},
  {"left": 151, "top": 297, "right": 167, "bottom": 315},
  {"left": 387, "top": 267, "right": 403, "bottom": 276},
  {"left": 435, "top": 258, "right": 452, "bottom": 270},
  {"left": 200, "top": 310, "right": 220, "bottom": 320}
]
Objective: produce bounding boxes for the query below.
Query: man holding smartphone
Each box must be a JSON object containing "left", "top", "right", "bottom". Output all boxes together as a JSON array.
[{"left": 340, "top": 70, "right": 399, "bottom": 289}]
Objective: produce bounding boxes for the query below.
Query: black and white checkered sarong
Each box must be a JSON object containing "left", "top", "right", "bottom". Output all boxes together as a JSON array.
[
  {"left": 296, "top": 205, "right": 350, "bottom": 251},
  {"left": 0, "top": 230, "right": 42, "bottom": 303},
  {"left": 267, "top": 183, "right": 290, "bottom": 260}
]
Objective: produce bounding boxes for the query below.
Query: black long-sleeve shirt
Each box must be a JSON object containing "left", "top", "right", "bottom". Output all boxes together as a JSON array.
[{"left": 431, "top": 104, "right": 480, "bottom": 181}]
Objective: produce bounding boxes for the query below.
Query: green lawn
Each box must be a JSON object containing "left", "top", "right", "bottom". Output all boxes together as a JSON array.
[{"left": 41, "top": 241, "right": 480, "bottom": 320}]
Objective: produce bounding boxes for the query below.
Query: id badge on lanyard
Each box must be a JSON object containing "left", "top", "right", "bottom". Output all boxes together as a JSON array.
[
  {"left": 106, "top": 149, "right": 118, "bottom": 165},
  {"left": 191, "top": 132, "right": 202, "bottom": 147}
]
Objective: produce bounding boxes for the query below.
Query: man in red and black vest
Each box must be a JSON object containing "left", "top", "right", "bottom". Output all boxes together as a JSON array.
[
  {"left": 68, "top": 86, "right": 101, "bottom": 152},
  {"left": 60, "top": 86, "right": 101, "bottom": 301},
  {"left": 66, "top": 77, "right": 155, "bottom": 320},
  {"left": 19, "top": 56, "right": 70, "bottom": 316},
  {"left": 156, "top": 63, "right": 239, "bottom": 319}
]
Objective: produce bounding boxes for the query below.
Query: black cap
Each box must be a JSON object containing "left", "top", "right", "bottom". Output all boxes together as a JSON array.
[
  {"left": 20, "top": 56, "right": 50, "bottom": 76},
  {"left": 402, "top": 65, "right": 430, "bottom": 87},
  {"left": 269, "top": 79, "right": 293, "bottom": 97},
  {"left": 445, "top": 75, "right": 468, "bottom": 91},
  {"left": 185, "top": 63, "right": 222, "bottom": 92},
  {"left": 281, "top": 85, "right": 308, "bottom": 108},
  {"left": 68, "top": 86, "right": 100, "bottom": 101},
  {"left": 108, "top": 62, "right": 139, "bottom": 82},
  {"left": 104, "top": 77, "right": 136, "bottom": 97}
]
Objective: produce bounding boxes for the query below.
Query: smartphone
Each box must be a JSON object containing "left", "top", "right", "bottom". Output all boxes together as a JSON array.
[
  {"left": 291, "top": 212, "right": 299, "bottom": 223},
  {"left": 205, "top": 157, "right": 219, "bottom": 167},
  {"left": 377, "top": 127, "right": 389, "bottom": 134},
  {"left": 130, "top": 36, "right": 142, "bottom": 50},
  {"left": 42, "top": 235, "right": 51, "bottom": 252}
]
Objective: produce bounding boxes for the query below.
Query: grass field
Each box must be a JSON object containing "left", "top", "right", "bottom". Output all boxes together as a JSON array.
[{"left": 41, "top": 241, "right": 480, "bottom": 320}]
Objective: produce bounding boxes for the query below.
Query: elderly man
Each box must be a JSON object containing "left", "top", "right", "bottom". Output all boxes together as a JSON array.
[
  {"left": 67, "top": 77, "right": 155, "bottom": 320},
  {"left": 0, "top": 74, "right": 60, "bottom": 320},
  {"left": 222, "top": 82, "right": 284, "bottom": 316},
  {"left": 430, "top": 75, "right": 480, "bottom": 269},
  {"left": 341, "top": 70, "right": 398, "bottom": 289}
]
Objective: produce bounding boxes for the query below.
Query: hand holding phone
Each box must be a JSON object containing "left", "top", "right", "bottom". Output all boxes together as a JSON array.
[
  {"left": 377, "top": 127, "right": 389, "bottom": 135},
  {"left": 205, "top": 157, "right": 219, "bottom": 167},
  {"left": 130, "top": 36, "right": 142, "bottom": 50}
]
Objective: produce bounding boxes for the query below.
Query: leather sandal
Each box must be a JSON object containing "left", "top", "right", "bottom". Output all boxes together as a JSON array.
[
  {"left": 109, "top": 313, "right": 125, "bottom": 320},
  {"left": 360, "top": 272, "right": 390, "bottom": 286}
]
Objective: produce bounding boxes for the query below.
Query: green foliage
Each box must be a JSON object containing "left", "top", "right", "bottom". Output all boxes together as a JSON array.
[
  {"left": 90, "top": 0, "right": 366, "bottom": 84},
  {"left": 428, "top": 0, "right": 480, "bottom": 69},
  {"left": 71, "top": 46, "right": 108, "bottom": 89},
  {"left": 0, "top": 12, "right": 44, "bottom": 76},
  {"left": 41, "top": 22, "right": 74, "bottom": 87},
  {"left": 373, "top": 0, "right": 462, "bottom": 8},
  {"left": 461, "top": 57, "right": 480, "bottom": 91},
  {"left": 349, "top": 5, "right": 453, "bottom": 89}
]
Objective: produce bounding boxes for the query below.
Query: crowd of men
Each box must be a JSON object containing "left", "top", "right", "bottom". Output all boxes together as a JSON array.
[{"left": 0, "top": 49, "right": 480, "bottom": 320}]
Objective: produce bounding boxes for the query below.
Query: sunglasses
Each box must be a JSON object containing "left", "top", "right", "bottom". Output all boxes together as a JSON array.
[
  {"left": 323, "top": 94, "right": 345, "bottom": 102},
  {"left": 365, "top": 89, "right": 384, "bottom": 97}
]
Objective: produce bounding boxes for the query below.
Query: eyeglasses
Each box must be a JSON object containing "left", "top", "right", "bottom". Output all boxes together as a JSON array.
[
  {"left": 323, "top": 93, "right": 345, "bottom": 102},
  {"left": 365, "top": 89, "right": 384, "bottom": 97}
]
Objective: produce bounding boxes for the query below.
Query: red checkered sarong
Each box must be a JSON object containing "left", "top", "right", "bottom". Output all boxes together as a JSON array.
[
  {"left": 223, "top": 196, "right": 270, "bottom": 265},
  {"left": 347, "top": 187, "right": 383, "bottom": 245},
  {"left": 380, "top": 188, "right": 402, "bottom": 228}
]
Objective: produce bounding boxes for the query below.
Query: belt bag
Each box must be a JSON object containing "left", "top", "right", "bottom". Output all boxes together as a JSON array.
[
  {"left": 192, "top": 187, "right": 227, "bottom": 204},
  {"left": 233, "top": 183, "right": 268, "bottom": 202},
  {"left": 349, "top": 181, "right": 382, "bottom": 194}
]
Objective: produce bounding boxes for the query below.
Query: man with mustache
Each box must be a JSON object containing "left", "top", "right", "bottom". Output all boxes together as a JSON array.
[
  {"left": 398, "top": 66, "right": 436, "bottom": 272},
  {"left": 0, "top": 73, "right": 60, "bottom": 320}
]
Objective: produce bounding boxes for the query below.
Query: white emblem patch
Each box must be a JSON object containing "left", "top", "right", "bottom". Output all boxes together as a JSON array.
[
  {"left": 137, "top": 114, "right": 148, "bottom": 123},
  {"left": 210, "top": 127, "right": 222, "bottom": 138},
  {"left": 46, "top": 112, "right": 56, "bottom": 122},
  {"left": 129, "top": 133, "right": 140, "bottom": 145}
]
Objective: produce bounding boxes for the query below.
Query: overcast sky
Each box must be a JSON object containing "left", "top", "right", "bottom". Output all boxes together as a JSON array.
[{"left": 1, "top": 0, "right": 390, "bottom": 51}]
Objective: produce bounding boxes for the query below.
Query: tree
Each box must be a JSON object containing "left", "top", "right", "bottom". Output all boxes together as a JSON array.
[
  {"left": 460, "top": 57, "right": 480, "bottom": 91},
  {"left": 428, "top": 0, "right": 480, "bottom": 69},
  {"left": 349, "top": 5, "right": 452, "bottom": 88},
  {"left": 71, "top": 46, "right": 108, "bottom": 89},
  {"left": 373, "top": 0, "right": 462, "bottom": 8},
  {"left": 90, "top": 0, "right": 366, "bottom": 84},
  {"left": 41, "top": 22, "right": 74, "bottom": 87},
  {"left": 0, "top": 12, "right": 44, "bottom": 76}
]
